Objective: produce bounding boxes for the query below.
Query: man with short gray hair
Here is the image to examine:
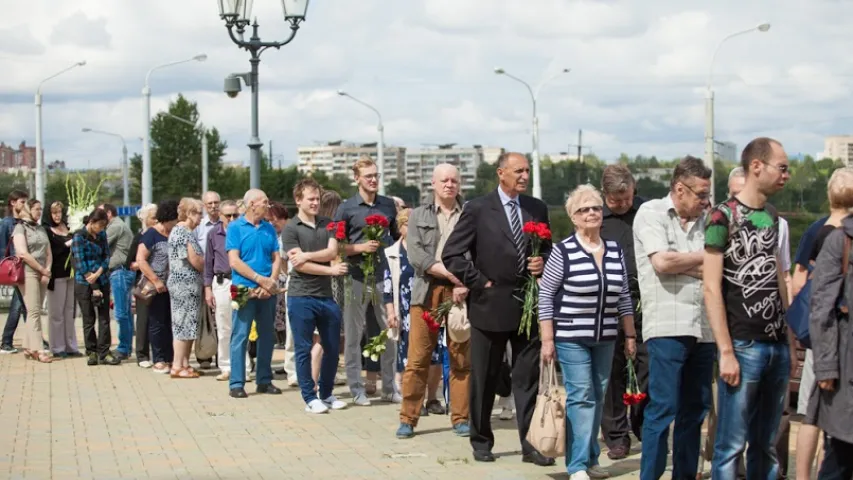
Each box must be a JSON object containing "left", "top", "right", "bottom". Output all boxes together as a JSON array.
[{"left": 195, "top": 190, "right": 222, "bottom": 368}]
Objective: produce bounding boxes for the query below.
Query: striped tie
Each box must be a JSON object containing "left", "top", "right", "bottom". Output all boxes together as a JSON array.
[{"left": 509, "top": 200, "right": 525, "bottom": 274}]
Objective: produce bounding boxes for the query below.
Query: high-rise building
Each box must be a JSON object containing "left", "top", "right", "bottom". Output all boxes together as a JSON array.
[
  {"left": 405, "top": 144, "right": 502, "bottom": 201},
  {"left": 820, "top": 135, "right": 853, "bottom": 166},
  {"left": 715, "top": 140, "right": 738, "bottom": 164},
  {"left": 297, "top": 141, "right": 406, "bottom": 184}
]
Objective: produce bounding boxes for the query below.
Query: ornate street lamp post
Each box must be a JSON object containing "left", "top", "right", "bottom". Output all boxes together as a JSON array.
[{"left": 218, "top": 0, "right": 310, "bottom": 189}]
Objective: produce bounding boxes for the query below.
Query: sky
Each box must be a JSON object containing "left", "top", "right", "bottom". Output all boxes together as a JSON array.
[{"left": 1, "top": 0, "right": 851, "bottom": 171}]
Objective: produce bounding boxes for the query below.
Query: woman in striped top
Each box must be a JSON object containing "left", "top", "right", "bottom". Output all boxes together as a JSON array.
[{"left": 539, "top": 184, "right": 637, "bottom": 480}]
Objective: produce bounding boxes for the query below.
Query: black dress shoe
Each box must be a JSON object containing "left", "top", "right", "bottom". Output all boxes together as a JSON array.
[
  {"left": 472, "top": 450, "right": 495, "bottom": 462},
  {"left": 522, "top": 451, "right": 556, "bottom": 466},
  {"left": 256, "top": 383, "right": 282, "bottom": 395},
  {"left": 229, "top": 388, "right": 248, "bottom": 399}
]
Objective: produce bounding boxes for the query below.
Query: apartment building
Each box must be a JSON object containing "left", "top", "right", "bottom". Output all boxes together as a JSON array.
[
  {"left": 0, "top": 141, "right": 38, "bottom": 172},
  {"left": 819, "top": 135, "right": 853, "bottom": 166},
  {"left": 405, "top": 144, "right": 502, "bottom": 201},
  {"left": 297, "top": 141, "right": 406, "bottom": 184}
]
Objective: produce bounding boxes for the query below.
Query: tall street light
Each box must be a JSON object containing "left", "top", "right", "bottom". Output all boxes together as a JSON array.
[
  {"left": 81, "top": 128, "right": 130, "bottom": 224},
  {"left": 142, "top": 54, "right": 207, "bottom": 206},
  {"left": 705, "top": 23, "right": 770, "bottom": 204},
  {"left": 336, "top": 90, "right": 385, "bottom": 195},
  {"left": 494, "top": 67, "right": 571, "bottom": 200},
  {"left": 162, "top": 112, "right": 210, "bottom": 194},
  {"left": 218, "top": 0, "right": 309, "bottom": 190},
  {"left": 35, "top": 61, "right": 87, "bottom": 203}
]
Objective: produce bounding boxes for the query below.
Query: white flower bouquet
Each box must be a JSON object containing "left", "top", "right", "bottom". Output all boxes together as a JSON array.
[{"left": 65, "top": 174, "right": 104, "bottom": 232}]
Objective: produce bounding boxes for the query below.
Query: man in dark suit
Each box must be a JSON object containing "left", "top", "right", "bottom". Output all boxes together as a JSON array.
[{"left": 442, "top": 152, "right": 553, "bottom": 465}]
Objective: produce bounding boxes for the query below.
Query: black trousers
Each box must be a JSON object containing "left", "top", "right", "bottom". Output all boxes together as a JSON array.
[
  {"left": 135, "top": 300, "right": 150, "bottom": 361},
  {"left": 819, "top": 435, "right": 852, "bottom": 480},
  {"left": 469, "top": 325, "right": 540, "bottom": 454},
  {"left": 148, "top": 292, "right": 173, "bottom": 364},
  {"left": 75, "top": 283, "right": 112, "bottom": 358},
  {"left": 601, "top": 329, "right": 649, "bottom": 449}
]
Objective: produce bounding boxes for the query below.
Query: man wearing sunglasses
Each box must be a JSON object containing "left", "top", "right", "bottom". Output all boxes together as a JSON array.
[
  {"left": 195, "top": 191, "right": 223, "bottom": 369},
  {"left": 634, "top": 156, "right": 716, "bottom": 480},
  {"left": 204, "top": 200, "right": 243, "bottom": 382}
]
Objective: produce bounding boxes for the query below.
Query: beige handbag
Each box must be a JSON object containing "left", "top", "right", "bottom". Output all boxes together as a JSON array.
[
  {"left": 525, "top": 360, "right": 566, "bottom": 458},
  {"left": 446, "top": 303, "right": 470, "bottom": 343}
]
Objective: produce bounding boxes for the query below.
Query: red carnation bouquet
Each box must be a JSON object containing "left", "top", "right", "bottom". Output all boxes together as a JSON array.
[
  {"left": 518, "top": 221, "right": 551, "bottom": 339},
  {"left": 230, "top": 284, "right": 252, "bottom": 311},
  {"left": 622, "top": 358, "right": 647, "bottom": 406},
  {"left": 422, "top": 299, "right": 456, "bottom": 334},
  {"left": 360, "top": 214, "right": 389, "bottom": 303},
  {"left": 326, "top": 220, "right": 352, "bottom": 300}
]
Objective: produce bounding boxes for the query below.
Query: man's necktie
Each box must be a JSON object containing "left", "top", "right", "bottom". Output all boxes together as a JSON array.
[{"left": 509, "top": 200, "right": 525, "bottom": 275}]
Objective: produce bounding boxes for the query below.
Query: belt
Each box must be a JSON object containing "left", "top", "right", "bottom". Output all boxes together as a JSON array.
[{"left": 215, "top": 272, "right": 232, "bottom": 284}]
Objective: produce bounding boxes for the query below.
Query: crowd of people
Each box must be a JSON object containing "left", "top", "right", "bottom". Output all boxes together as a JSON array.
[{"left": 1, "top": 140, "right": 852, "bottom": 479}]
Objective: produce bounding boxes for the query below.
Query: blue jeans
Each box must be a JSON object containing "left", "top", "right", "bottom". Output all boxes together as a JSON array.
[
  {"left": 641, "top": 337, "right": 715, "bottom": 480},
  {"left": 287, "top": 296, "right": 342, "bottom": 404},
  {"left": 712, "top": 339, "right": 790, "bottom": 480},
  {"left": 2, "top": 286, "right": 27, "bottom": 346},
  {"left": 555, "top": 340, "right": 615, "bottom": 475},
  {"left": 110, "top": 269, "right": 135, "bottom": 355},
  {"left": 229, "top": 297, "right": 276, "bottom": 390}
]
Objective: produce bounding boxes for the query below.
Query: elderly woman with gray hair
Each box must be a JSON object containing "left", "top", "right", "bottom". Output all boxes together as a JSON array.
[{"left": 539, "top": 184, "right": 636, "bottom": 480}]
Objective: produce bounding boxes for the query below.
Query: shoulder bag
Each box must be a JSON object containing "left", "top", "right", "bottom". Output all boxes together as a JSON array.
[
  {"left": 0, "top": 230, "right": 25, "bottom": 286},
  {"left": 525, "top": 360, "right": 566, "bottom": 459}
]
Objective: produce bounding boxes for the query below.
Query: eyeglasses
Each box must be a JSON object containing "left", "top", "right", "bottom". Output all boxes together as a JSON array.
[
  {"left": 574, "top": 205, "right": 603, "bottom": 215},
  {"left": 223, "top": 213, "right": 239, "bottom": 219},
  {"left": 762, "top": 161, "right": 790, "bottom": 174},
  {"left": 362, "top": 173, "right": 381, "bottom": 180},
  {"left": 680, "top": 182, "right": 710, "bottom": 201}
]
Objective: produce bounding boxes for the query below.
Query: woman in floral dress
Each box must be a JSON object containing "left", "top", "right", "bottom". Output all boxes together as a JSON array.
[
  {"left": 167, "top": 198, "right": 204, "bottom": 379},
  {"left": 382, "top": 209, "right": 446, "bottom": 412}
]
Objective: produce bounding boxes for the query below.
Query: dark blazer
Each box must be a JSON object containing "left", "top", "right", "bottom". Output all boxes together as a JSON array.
[{"left": 442, "top": 189, "right": 551, "bottom": 332}]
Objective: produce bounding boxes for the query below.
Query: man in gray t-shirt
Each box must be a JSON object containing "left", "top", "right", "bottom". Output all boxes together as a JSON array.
[
  {"left": 100, "top": 203, "right": 135, "bottom": 359},
  {"left": 281, "top": 179, "right": 349, "bottom": 414}
]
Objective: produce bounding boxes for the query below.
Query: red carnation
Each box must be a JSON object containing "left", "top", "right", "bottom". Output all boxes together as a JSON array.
[
  {"left": 326, "top": 221, "right": 336, "bottom": 232},
  {"left": 522, "top": 221, "right": 536, "bottom": 234},
  {"left": 427, "top": 320, "right": 440, "bottom": 333},
  {"left": 335, "top": 224, "right": 346, "bottom": 241},
  {"left": 378, "top": 216, "right": 389, "bottom": 228},
  {"left": 231, "top": 290, "right": 238, "bottom": 300},
  {"left": 109, "top": 301, "right": 114, "bottom": 310},
  {"left": 535, "top": 223, "right": 552, "bottom": 240},
  {"left": 622, "top": 393, "right": 633, "bottom": 405},
  {"left": 635, "top": 392, "right": 647, "bottom": 403},
  {"left": 422, "top": 311, "right": 432, "bottom": 322}
]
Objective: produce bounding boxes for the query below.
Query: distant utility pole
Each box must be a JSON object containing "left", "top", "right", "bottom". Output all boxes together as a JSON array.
[{"left": 567, "top": 129, "right": 592, "bottom": 185}]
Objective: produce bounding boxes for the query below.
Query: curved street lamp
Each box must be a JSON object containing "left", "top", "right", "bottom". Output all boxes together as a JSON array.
[
  {"left": 336, "top": 90, "right": 385, "bottom": 195},
  {"left": 141, "top": 54, "right": 207, "bottom": 206},
  {"left": 494, "top": 67, "right": 571, "bottom": 200},
  {"left": 82, "top": 128, "right": 129, "bottom": 223},
  {"left": 35, "top": 60, "right": 87, "bottom": 203},
  {"left": 218, "top": 0, "right": 309, "bottom": 190},
  {"left": 704, "top": 23, "right": 770, "bottom": 204}
]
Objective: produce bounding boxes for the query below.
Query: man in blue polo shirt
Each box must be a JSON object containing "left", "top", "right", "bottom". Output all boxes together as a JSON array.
[{"left": 226, "top": 189, "right": 283, "bottom": 399}]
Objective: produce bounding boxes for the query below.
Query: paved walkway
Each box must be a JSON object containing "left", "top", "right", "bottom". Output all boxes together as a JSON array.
[{"left": 0, "top": 318, "right": 802, "bottom": 479}]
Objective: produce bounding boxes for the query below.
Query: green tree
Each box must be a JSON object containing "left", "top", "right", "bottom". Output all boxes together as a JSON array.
[
  {"left": 471, "top": 162, "right": 498, "bottom": 198},
  {"left": 130, "top": 94, "right": 227, "bottom": 201},
  {"left": 386, "top": 180, "right": 420, "bottom": 207}
]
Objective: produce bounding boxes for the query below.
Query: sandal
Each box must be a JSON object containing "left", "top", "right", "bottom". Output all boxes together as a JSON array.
[
  {"left": 23, "top": 350, "right": 37, "bottom": 360},
  {"left": 36, "top": 353, "right": 53, "bottom": 363},
  {"left": 170, "top": 367, "right": 199, "bottom": 379}
]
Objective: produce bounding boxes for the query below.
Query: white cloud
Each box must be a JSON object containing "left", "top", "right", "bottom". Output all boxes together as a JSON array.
[{"left": 1, "top": 0, "right": 852, "bottom": 179}]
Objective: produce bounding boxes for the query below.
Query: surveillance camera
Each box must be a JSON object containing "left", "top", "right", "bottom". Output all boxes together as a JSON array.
[{"left": 224, "top": 76, "right": 242, "bottom": 98}]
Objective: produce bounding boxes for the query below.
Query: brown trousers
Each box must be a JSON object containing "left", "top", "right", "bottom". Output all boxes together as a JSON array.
[{"left": 400, "top": 284, "right": 470, "bottom": 427}]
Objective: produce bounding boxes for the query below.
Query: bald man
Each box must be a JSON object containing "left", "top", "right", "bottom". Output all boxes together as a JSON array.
[{"left": 395, "top": 163, "right": 471, "bottom": 439}]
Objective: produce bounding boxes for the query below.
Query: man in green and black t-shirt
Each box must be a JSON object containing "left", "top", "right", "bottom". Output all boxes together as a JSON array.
[{"left": 703, "top": 137, "right": 796, "bottom": 479}]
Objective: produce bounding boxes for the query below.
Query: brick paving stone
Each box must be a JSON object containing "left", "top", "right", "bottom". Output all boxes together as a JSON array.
[{"left": 1, "top": 315, "right": 810, "bottom": 479}]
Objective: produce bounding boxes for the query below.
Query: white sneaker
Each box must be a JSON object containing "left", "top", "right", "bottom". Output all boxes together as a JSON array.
[
  {"left": 322, "top": 395, "right": 347, "bottom": 410},
  {"left": 288, "top": 378, "right": 299, "bottom": 387},
  {"left": 381, "top": 392, "right": 403, "bottom": 404},
  {"left": 352, "top": 392, "right": 372, "bottom": 406},
  {"left": 305, "top": 399, "right": 329, "bottom": 414},
  {"left": 138, "top": 360, "right": 153, "bottom": 369},
  {"left": 499, "top": 407, "right": 514, "bottom": 420},
  {"left": 569, "top": 472, "right": 590, "bottom": 480}
]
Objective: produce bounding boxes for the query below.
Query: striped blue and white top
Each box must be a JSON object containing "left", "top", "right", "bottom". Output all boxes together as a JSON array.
[{"left": 538, "top": 235, "right": 634, "bottom": 343}]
